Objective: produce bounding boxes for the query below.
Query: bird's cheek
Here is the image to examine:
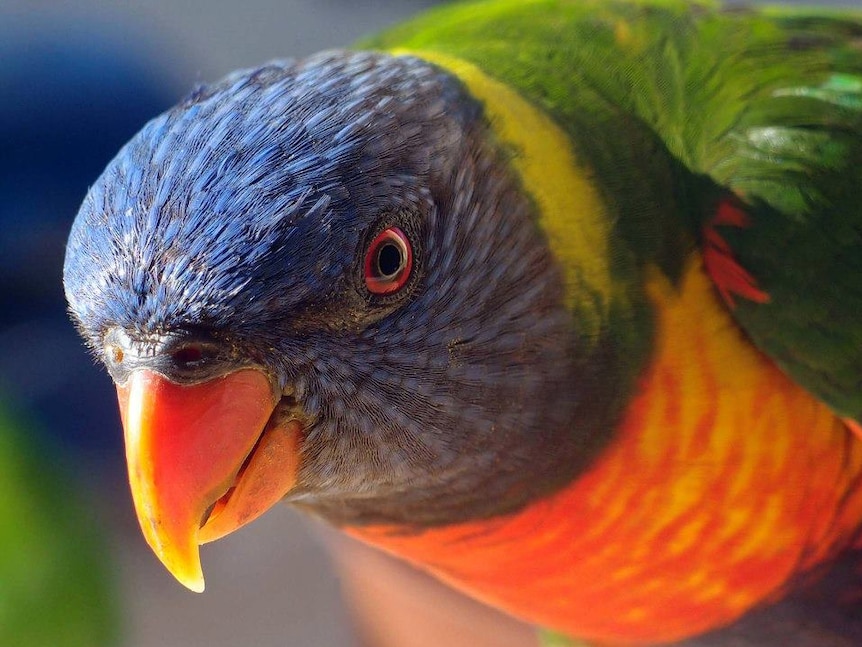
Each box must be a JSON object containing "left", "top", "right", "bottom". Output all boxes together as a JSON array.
[{"left": 116, "top": 368, "right": 299, "bottom": 592}]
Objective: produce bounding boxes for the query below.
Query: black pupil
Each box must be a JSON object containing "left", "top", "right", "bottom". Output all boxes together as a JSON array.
[{"left": 377, "top": 242, "right": 403, "bottom": 277}]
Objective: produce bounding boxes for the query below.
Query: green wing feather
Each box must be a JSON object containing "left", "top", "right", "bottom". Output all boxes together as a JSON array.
[
  {"left": 690, "top": 12, "right": 862, "bottom": 422},
  {"left": 365, "top": 0, "right": 862, "bottom": 421}
]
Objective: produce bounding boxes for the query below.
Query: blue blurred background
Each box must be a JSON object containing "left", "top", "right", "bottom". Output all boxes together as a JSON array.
[{"left": 0, "top": 0, "right": 853, "bottom": 646}]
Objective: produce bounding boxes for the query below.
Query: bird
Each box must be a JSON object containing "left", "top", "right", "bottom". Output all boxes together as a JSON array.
[{"left": 63, "top": 0, "right": 862, "bottom": 645}]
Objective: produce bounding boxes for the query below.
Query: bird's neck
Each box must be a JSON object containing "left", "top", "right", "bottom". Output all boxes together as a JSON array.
[{"left": 348, "top": 257, "right": 862, "bottom": 645}]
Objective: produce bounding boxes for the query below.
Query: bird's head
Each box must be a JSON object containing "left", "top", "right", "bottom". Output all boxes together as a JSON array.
[{"left": 64, "top": 52, "right": 597, "bottom": 591}]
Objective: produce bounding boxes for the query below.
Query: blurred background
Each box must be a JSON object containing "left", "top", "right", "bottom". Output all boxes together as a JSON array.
[{"left": 0, "top": 0, "right": 853, "bottom": 646}]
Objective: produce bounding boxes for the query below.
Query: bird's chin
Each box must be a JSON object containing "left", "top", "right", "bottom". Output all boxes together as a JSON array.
[{"left": 198, "top": 394, "right": 307, "bottom": 543}]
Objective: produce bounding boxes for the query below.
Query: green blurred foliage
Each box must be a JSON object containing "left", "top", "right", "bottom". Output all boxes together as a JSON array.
[
  {"left": 0, "top": 401, "right": 118, "bottom": 646},
  {"left": 539, "top": 629, "right": 589, "bottom": 647}
]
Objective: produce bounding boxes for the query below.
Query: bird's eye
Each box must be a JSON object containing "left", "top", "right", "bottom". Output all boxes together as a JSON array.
[{"left": 364, "top": 227, "right": 412, "bottom": 295}]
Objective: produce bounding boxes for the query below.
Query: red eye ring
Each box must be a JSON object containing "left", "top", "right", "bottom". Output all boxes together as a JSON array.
[{"left": 364, "top": 227, "right": 413, "bottom": 295}]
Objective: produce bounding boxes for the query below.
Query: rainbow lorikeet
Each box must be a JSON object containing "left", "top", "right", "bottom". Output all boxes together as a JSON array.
[{"left": 63, "top": 0, "right": 862, "bottom": 644}]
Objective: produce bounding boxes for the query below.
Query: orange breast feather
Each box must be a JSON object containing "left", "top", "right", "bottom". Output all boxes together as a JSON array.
[{"left": 349, "top": 257, "right": 862, "bottom": 645}]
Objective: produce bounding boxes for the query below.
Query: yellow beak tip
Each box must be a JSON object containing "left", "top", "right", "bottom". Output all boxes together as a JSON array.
[
  {"left": 164, "top": 556, "right": 206, "bottom": 593},
  {"left": 184, "top": 577, "right": 206, "bottom": 594},
  {"left": 147, "top": 532, "right": 207, "bottom": 594}
]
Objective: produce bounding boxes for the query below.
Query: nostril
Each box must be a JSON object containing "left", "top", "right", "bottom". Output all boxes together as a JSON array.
[
  {"left": 172, "top": 345, "right": 204, "bottom": 366},
  {"left": 110, "top": 345, "right": 125, "bottom": 365},
  {"left": 102, "top": 328, "right": 231, "bottom": 383},
  {"left": 102, "top": 328, "right": 136, "bottom": 383}
]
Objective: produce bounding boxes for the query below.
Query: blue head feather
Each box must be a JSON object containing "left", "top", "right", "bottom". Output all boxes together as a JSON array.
[
  {"left": 66, "top": 53, "right": 474, "bottom": 341},
  {"left": 65, "top": 52, "right": 609, "bottom": 526}
]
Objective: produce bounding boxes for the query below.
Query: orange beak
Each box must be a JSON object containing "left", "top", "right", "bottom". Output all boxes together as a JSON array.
[{"left": 117, "top": 369, "right": 302, "bottom": 592}]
